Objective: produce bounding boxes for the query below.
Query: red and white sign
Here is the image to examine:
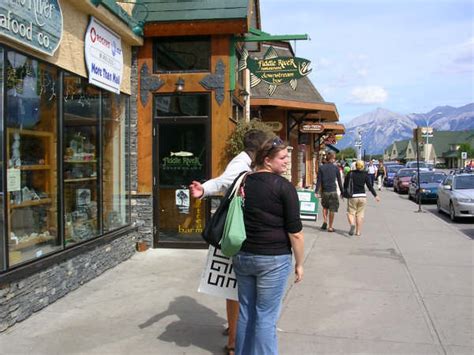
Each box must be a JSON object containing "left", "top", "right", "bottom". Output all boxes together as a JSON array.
[
  {"left": 324, "top": 134, "right": 336, "bottom": 145},
  {"left": 84, "top": 17, "right": 123, "bottom": 93}
]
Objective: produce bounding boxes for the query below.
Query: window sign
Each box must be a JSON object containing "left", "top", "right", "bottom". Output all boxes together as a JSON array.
[
  {"left": 84, "top": 17, "right": 123, "bottom": 94},
  {"left": 7, "top": 168, "right": 21, "bottom": 191},
  {"left": 0, "top": 0, "right": 63, "bottom": 56}
]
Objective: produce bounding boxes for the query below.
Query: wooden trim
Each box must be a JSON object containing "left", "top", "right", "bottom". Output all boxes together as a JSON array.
[
  {"left": 144, "top": 20, "right": 248, "bottom": 37},
  {"left": 251, "top": 98, "right": 339, "bottom": 121}
]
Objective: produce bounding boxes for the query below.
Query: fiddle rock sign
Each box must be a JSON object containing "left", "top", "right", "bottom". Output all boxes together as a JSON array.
[
  {"left": 239, "top": 46, "right": 312, "bottom": 96},
  {"left": 0, "top": 0, "right": 63, "bottom": 56}
]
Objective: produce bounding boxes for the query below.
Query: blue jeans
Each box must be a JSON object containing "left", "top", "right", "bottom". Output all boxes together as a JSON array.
[{"left": 232, "top": 252, "right": 292, "bottom": 355}]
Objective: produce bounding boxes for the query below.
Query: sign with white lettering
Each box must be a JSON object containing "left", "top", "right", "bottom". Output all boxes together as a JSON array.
[
  {"left": 0, "top": 0, "right": 63, "bottom": 56},
  {"left": 300, "top": 122, "right": 325, "bottom": 134},
  {"left": 84, "top": 17, "right": 123, "bottom": 94}
]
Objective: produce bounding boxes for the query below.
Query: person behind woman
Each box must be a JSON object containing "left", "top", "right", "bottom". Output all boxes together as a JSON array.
[
  {"left": 376, "top": 160, "right": 386, "bottom": 191},
  {"left": 345, "top": 160, "right": 380, "bottom": 236},
  {"left": 232, "top": 136, "right": 304, "bottom": 355},
  {"left": 189, "top": 129, "right": 269, "bottom": 355}
]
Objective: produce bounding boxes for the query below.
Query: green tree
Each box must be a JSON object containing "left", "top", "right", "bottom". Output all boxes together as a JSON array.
[
  {"left": 458, "top": 143, "right": 474, "bottom": 158},
  {"left": 225, "top": 118, "right": 274, "bottom": 159},
  {"left": 336, "top": 147, "right": 357, "bottom": 161}
]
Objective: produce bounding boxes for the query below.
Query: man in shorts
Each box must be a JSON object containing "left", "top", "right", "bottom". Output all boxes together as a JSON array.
[{"left": 315, "top": 152, "right": 344, "bottom": 232}]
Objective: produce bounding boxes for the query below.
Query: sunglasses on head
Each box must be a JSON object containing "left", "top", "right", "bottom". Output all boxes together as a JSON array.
[{"left": 271, "top": 136, "right": 284, "bottom": 147}]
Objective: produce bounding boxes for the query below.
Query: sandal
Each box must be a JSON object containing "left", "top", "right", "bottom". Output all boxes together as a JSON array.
[
  {"left": 224, "top": 345, "right": 235, "bottom": 355},
  {"left": 328, "top": 228, "right": 335, "bottom": 232},
  {"left": 321, "top": 222, "right": 328, "bottom": 230}
]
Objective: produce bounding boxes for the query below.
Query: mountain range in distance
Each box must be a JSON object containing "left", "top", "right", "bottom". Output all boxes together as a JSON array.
[{"left": 336, "top": 103, "right": 474, "bottom": 154}]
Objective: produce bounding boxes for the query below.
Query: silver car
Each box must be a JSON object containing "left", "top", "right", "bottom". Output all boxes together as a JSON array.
[{"left": 437, "top": 173, "right": 474, "bottom": 221}]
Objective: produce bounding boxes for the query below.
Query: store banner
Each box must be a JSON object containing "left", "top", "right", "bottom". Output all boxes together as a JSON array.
[
  {"left": 0, "top": 0, "right": 63, "bottom": 56},
  {"left": 198, "top": 246, "right": 238, "bottom": 301},
  {"left": 84, "top": 17, "right": 123, "bottom": 94}
]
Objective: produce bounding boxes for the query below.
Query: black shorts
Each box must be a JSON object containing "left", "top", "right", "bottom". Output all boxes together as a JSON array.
[{"left": 321, "top": 191, "right": 339, "bottom": 212}]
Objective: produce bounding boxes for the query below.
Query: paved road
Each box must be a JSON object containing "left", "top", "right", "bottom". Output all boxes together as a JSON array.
[{"left": 385, "top": 186, "right": 474, "bottom": 240}]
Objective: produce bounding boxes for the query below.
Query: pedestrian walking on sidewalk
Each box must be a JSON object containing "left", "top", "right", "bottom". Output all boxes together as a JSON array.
[
  {"left": 367, "top": 160, "right": 377, "bottom": 187},
  {"left": 345, "top": 160, "right": 380, "bottom": 236},
  {"left": 232, "top": 136, "right": 304, "bottom": 355},
  {"left": 189, "top": 129, "right": 269, "bottom": 355},
  {"left": 315, "top": 152, "right": 344, "bottom": 232},
  {"left": 376, "top": 160, "right": 386, "bottom": 191}
]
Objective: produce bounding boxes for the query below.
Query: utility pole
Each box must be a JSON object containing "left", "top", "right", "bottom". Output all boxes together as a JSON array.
[{"left": 355, "top": 128, "right": 362, "bottom": 160}]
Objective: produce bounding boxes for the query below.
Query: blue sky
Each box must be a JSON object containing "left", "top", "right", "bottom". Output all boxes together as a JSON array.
[{"left": 259, "top": 0, "right": 474, "bottom": 122}]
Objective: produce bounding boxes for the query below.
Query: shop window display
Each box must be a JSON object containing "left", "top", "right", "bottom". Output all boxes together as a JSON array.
[
  {"left": 5, "top": 51, "right": 60, "bottom": 266},
  {"left": 102, "top": 92, "right": 130, "bottom": 232},
  {"left": 63, "top": 74, "right": 100, "bottom": 245}
]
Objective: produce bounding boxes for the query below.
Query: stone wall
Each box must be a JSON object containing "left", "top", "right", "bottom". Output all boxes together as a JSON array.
[
  {"left": 129, "top": 46, "right": 154, "bottom": 246},
  {"left": 0, "top": 231, "right": 139, "bottom": 332}
]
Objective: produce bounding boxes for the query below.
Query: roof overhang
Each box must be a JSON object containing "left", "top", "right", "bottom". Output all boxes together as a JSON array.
[{"left": 251, "top": 98, "right": 340, "bottom": 122}]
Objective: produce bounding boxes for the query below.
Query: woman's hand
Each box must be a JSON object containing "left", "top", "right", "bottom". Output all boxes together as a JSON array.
[{"left": 294, "top": 265, "right": 304, "bottom": 283}]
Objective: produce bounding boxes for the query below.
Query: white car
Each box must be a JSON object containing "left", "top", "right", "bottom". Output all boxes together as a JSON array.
[{"left": 437, "top": 173, "right": 474, "bottom": 221}]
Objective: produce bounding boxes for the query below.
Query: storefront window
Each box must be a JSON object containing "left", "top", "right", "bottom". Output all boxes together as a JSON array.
[
  {"left": 6, "top": 51, "right": 60, "bottom": 266},
  {"left": 154, "top": 37, "right": 211, "bottom": 72},
  {"left": 63, "top": 74, "right": 100, "bottom": 245},
  {"left": 102, "top": 92, "right": 130, "bottom": 232},
  {"left": 0, "top": 48, "right": 4, "bottom": 270}
]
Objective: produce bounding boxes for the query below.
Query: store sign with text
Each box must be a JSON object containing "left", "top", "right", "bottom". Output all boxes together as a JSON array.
[
  {"left": 0, "top": 0, "right": 63, "bottom": 56},
  {"left": 299, "top": 122, "right": 324, "bottom": 134},
  {"left": 85, "top": 17, "right": 123, "bottom": 94},
  {"left": 239, "top": 46, "right": 311, "bottom": 96}
]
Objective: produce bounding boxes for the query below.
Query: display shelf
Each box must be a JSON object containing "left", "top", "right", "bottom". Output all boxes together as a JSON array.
[
  {"left": 64, "top": 160, "right": 97, "bottom": 163},
  {"left": 64, "top": 177, "right": 97, "bottom": 183},
  {"left": 19, "top": 165, "right": 51, "bottom": 171},
  {"left": 10, "top": 234, "right": 56, "bottom": 251},
  {"left": 10, "top": 198, "right": 53, "bottom": 209}
]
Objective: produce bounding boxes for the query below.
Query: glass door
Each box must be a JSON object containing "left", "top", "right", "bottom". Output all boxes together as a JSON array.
[{"left": 153, "top": 94, "right": 210, "bottom": 247}]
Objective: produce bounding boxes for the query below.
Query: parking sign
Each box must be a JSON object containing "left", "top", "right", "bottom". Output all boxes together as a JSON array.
[{"left": 461, "top": 151, "right": 467, "bottom": 160}]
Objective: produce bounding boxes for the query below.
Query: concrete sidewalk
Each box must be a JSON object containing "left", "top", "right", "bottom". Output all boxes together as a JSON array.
[{"left": 0, "top": 189, "right": 472, "bottom": 354}]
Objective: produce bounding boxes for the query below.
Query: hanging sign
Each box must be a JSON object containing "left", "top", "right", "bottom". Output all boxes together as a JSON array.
[
  {"left": 0, "top": 0, "right": 63, "bottom": 56},
  {"left": 239, "top": 46, "right": 311, "bottom": 96},
  {"left": 324, "top": 134, "right": 336, "bottom": 145},
  {"left": 300, "top": 122, "right": 325, "bottom": 134},
  {"left": 84, "top": 17, "right": 123, "bottom": 94}
]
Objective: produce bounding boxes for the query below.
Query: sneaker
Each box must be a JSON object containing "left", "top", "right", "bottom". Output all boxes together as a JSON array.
[
  {"left": 321, "top": 222, "right": 327, "bottom": 230},
  {"left": 349, "top": 225, "right": 355, "bottom": 236}
]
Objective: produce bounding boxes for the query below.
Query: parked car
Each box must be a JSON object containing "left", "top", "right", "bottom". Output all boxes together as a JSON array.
[
  {"left": 405, "top": 161, "right": 432, "bottom": 171},
  {"left": 408, "top": 172, "right": 446, "bottom": 203},
  {"left": 393, "top": 168, "right": 417, "bottom": 193},
  {"left": 437, "top": 172, "right": 474, "bottom": 221},
  {"left": 384, "top": 164, "right": 404, "bottom": 187}
]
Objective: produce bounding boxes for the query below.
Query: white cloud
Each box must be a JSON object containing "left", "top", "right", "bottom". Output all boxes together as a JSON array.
[
  {"left": 349, "top": 86, "right": 388, "bottom": 104},
  {"left": 437, "top": 37, "right": 474, "bottom": 75}
]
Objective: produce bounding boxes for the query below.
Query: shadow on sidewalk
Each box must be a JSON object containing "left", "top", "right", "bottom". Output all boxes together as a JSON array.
[{"left": 139, "top": 296, "right": 226, "bottom": 353}]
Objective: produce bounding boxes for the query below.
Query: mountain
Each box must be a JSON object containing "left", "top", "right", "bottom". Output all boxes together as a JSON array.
[{"left": 336, "top": 103, "right": 474, "bottom": 154}]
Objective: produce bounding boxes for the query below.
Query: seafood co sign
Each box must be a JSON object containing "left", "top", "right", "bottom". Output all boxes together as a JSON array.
[
  {"left": 85, "top": 17, "right": 123, "bottom": 94},
  {"left": 239, "top": 46, "right": 311, "bottom": 96},
  {"left": 0, "top": 0, "right": 63, "bottom": 56}
]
